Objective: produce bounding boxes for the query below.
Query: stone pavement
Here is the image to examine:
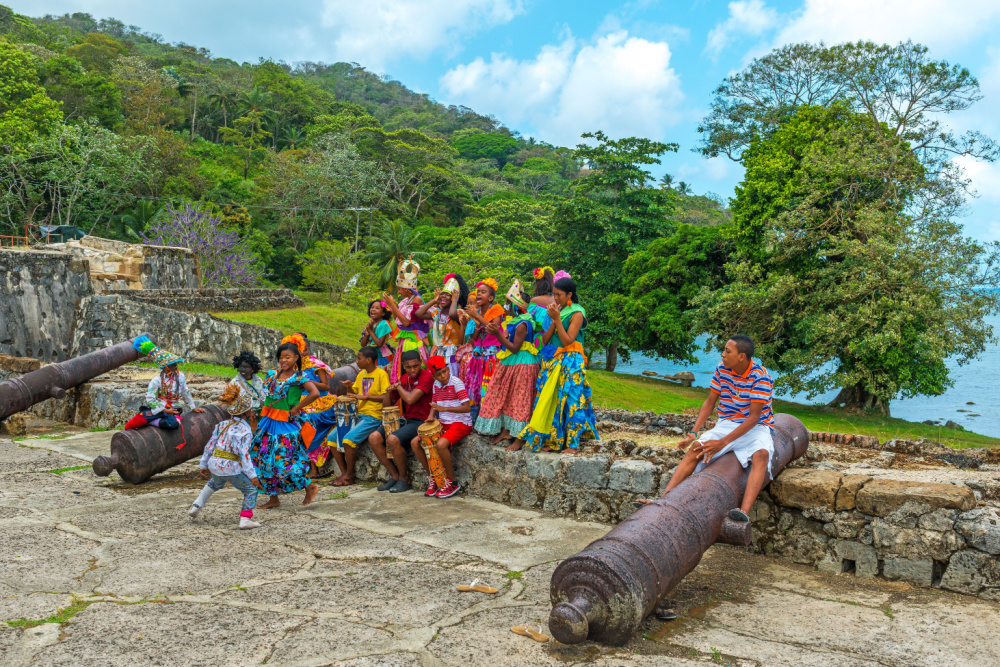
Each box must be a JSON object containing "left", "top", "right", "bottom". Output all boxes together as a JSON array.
[{"left": 3, "top": 425, "right": 1000, "bottom": 666}]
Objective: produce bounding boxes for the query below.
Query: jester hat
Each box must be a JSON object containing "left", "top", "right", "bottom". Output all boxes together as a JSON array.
[
  {"left": 132, "top": 335, "right": 186, "bottom": 369},
  {"left": 506, "top": 278, "right": 528, "bottom": 313}
]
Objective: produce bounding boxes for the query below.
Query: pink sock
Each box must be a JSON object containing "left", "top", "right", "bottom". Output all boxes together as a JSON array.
[{"left": 240, "top": 510, "right": 253, "bottom": 518}]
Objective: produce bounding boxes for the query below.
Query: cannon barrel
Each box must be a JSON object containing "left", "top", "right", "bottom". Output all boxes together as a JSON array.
[
  {"left": 92, "top": 362, "right": 361, "bottom": 484},
  {"left": 548, "top": 413, "right": 809, "bottom": 646},
  {"left": 0, "top": 334, "right": 155, "bottom": 422},
  {"left": 93, "top": 404, "right": 229, "bottom": 484}
]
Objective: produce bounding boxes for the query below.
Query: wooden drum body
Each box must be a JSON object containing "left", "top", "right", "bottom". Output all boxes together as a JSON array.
[
  {"left": 334, "top": 396, "right": 358, "bottom": 452},
  {"left": 382, "top": 406, "right": 401, "bottom": 459},
  {"left": 417, "top": 420, "right": 446, "bottom": 487}
]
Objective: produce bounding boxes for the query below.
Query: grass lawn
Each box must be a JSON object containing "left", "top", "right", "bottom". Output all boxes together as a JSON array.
[
  {"left": 209, "top": 297, "right": 999, "bottom": 449},
  {"left": 213, "top": 291, "right": 370, "bottom": 349}
]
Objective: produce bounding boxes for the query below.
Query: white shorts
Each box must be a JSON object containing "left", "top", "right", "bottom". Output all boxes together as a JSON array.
[{"left": 694, "top": 419, "right": 774, "bottom": 479}]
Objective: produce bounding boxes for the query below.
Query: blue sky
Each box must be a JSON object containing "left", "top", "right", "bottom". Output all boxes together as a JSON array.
[{"left": 12, "top": 0, "right": 1000, "bottom": 242}]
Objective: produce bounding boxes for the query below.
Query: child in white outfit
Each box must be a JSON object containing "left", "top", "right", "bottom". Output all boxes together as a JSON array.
[{"left": 189, "top": 384, "right": 263, "bottom": 529}]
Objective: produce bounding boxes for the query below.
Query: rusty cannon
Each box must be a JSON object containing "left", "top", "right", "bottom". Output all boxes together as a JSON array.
[
  {"left": 92, "top": 362, "right": 361, "bottom": 484},
  {"left": 93, "top": 404, "right": 229, "bottom": 484},
  {"left": 548, "top": 413, "right": 809, "bottom": 646},
  {"left": 0, "top": 334, "right": 156, "bottom": 422}
]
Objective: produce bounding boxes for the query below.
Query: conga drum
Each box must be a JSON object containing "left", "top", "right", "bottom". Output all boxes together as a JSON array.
[
  {"left": 334, "top": 396, "right": 358, "bottom": 452},
  {"left": 382, "top": 406, "right": 401, "bottom": 459},
  {"left": 417, "top": 420, "right": 447, "bottom": 488}
]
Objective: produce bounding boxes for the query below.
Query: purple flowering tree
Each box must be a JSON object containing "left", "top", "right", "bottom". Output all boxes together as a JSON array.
[{"left": 143, "top": 204, "right": 264, "bottom": 287}]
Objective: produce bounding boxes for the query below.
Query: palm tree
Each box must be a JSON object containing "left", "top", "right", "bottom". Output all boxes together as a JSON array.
[
  {"left": 659, "top": 173, "right": 674, "bottom": 190},
  {"left": 281, "top": 126, "right": 306, "bottom": 150},
  {"left": 208, "top": 87, "right": 237, "bottom": 129},
  {"left": 676, "top": 181, "right": 692, "bottom": 196},
  {"left": 365, "top": 220, "right": 430, "bottom": 288},
  {"left": 239, "top": 86, "right": 273, "bottom": 115}
]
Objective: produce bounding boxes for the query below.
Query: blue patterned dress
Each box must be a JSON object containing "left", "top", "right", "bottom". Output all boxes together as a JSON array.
[{"left": 248, "top": 371, "right": 313, "bottom": 496}]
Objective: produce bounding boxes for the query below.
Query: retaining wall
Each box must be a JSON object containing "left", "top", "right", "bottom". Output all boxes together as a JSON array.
[
  {"left": 71, "top": 295, "right": 354, "bottom": 369},
  {"left": 102, "top": 288, "right": 303, "bottom": 313},
  {"left": 38, "top": 236, "right": 199, "bottom": 291}
]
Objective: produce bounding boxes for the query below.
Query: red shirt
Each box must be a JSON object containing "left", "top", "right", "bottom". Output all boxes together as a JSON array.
[{"left": 391, "top": 369, "right": 434, "bottom": 421}]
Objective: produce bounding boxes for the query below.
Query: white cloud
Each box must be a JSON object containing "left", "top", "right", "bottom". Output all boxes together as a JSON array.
[
  {"left": 440, "top": 30, "right": 684, "bottom": 146},
  {"left": 320, "top": 0, "right": 523, "bottom": 68},
  {"left": 772, "top": 0, "right": 1000, "bottom": 52},
  {"left": 705, "top": 0, "right": 778, "bottom": 57}
]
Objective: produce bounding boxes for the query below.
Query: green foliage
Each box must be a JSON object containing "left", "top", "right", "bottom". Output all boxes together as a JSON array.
[
  {"left": 366, "top": 220, "right": 430, "bottom": 289},
  {"left": 299, "top": 239, "right": 369, "bottom": 304},
  {"left": 63, "top": 32, "right": 126, "bottom": 72},
  {"left": 696, "top": 104, "right": 1000, "bottom": 412},
  {"left": 609, "top": 224, "right": 732, "bottom": 362},
  {"left": 37, "top": 54, "right": 122, "bottom": 128},
  {"left": 555, "top": 131, "right": 679, "bottom": 359},
  {"left": 452, "top": 133, "right": 520, "bottom": 167},
  {"left": 0, "top": 42, "right": 63, "bottom": 151},
  {"left": 219, "top": 110, "right": 270, "bottom": 179}
]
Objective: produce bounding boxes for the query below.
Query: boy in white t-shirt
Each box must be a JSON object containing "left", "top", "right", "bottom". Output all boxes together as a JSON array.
[{"left": 410, "top": 355, "right": 472, "bottom": 498}]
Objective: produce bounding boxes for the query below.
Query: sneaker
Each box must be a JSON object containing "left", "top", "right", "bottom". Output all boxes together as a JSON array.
[
  {"left": 424, "top": 476, "right": 439, "bottom": 497},
  {"left": 377, "top": 478, "right": 397, "bottom": 491},
  {"left": 389, "top": 479, "right": 411, "bottom": 493},
  {"left": 238, "top": 517, "right": 261, "bottom": 530},
  {"left": 435, "top": 479, "right": 461, "bottom": 499},
  {"left": 188, "top": 504, "right": 201, "bottom": 520}
]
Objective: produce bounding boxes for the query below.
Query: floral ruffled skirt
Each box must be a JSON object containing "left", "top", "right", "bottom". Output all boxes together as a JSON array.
[{"left": 518, "top": 348, "right": 598, "bottom": 452}]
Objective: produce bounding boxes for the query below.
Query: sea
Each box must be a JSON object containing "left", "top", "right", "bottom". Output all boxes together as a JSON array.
[{"left": 610, "top": 310, "right": 1000, "bottom": 438}]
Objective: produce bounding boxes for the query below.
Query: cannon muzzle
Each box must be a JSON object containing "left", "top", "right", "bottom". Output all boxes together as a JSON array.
[{"left": 549, "top": 413, "right": 809, "bottom": 645}]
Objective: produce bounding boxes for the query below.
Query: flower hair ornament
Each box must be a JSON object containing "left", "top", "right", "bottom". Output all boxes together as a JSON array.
[
  {"left": 532, "top": 266, "right": 554, "bottom": 280},
  {"left": 553, "top": 270, "right": 572, "bottom": 282},
  {"left": 280, "top": 333, "right": 307, "bottom": 355},
  {"left": 477, "top": 278, "right": 499, "bottom": 293}
]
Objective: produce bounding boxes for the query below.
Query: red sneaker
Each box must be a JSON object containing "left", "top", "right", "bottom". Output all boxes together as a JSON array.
[
  {"left": 435, "top": 479, "right": 461, "bottom": 498},
  {"left": 424, "top": 476, "right": 439, "bottom": 497}
]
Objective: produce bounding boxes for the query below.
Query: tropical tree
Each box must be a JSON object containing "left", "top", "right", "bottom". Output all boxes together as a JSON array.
[
  {"left": 300, "top": 239, "right": 369, "bottom": 304},
  {"left": 219, "top": 110, "right": 271, "bottom": 179},
  {"left": 0, "top": 42, "right": 63, "bottom": 153},
  {"left": 553, "top": 130, "right": 679, "bottom": 370},
  {"left": 366, "top": 220, "right": 430, "bottom": 288}
]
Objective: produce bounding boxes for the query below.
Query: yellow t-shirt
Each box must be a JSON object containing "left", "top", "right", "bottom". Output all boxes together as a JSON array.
[{"left": 352, "top": 367, "right": 390, "bottom": 419}]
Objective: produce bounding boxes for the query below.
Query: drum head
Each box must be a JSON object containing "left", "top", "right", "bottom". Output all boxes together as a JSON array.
[{"left": 417, "top": 419, "right": 442, "bottom": 435}]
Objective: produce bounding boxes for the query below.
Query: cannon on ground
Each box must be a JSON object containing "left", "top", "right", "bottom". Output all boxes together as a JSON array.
[
  {"left": 548, "top": 413, "right": 809, "bottom": 646},
  {"left": 93, "top": 361, "right": 361, "bottom": 484},
  {"left": 0, "top": 334, "right": 156, "bottom": 422}
]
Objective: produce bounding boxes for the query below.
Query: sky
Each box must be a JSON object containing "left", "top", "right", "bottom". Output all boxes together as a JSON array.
[{"left": 11, "top": 0, "right": 1000, "bottom": 242}]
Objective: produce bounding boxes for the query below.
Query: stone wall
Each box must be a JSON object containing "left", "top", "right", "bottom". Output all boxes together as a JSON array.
[
  {"left": 753, "top": 467, "right": 1000, "bottom": 600},
  {"left": 38, "top": 236, "right": 199, "bottom": 291},
  {"left": 71, "top": 295, "right": 354, "bottom": 370},
  {"left": 102, "top": 288, "right": 303, "bottom": 313},
  {"left": 0, "top": 248, "right": 93, "bottom": 361}
]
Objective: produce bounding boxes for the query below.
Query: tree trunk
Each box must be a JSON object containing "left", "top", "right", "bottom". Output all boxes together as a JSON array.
[
  {"left": 829, "top": 384, "right": 890, "bottom": 416},
  {"left": 606, "top": 340, "right": 619, "bottom": 372},
  {"left": 189, "top": 90, "right": 198, "bottom": 143}
]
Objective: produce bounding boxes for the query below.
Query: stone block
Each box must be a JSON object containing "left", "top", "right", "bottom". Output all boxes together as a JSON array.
[
  {"left": 575, "top": 493, "right": 611, "bottom": 522},
  {"left": 918, "top": 508, "right": 959, "bottom": 532},
  {"left": 525, "top": 452, "right": 559, "bottom": 479},
  {"left": 834, "top": 540, "right": 878, "bottom": 578},
  {"left": 769, "top": 469, "right": 843, "bottom": 510},
  {"left": 835, "top": 474, "right": 872, "bottom": 511},
  {"left": 608, "top": 459, "right": 657, "bottom": 494},
  {"left": 940, "top": 550, "right": 1000, "bottom": 596},
  {"left": 955, "top": 508, "right": 1000, "bottom": 555},
  {"left": 566, "top": 455, "right": 609, "bottom": 489},
  {"left": 855, "top": 479, "right": 976, "bottom": 517},
  {"left": 883, "top": 557, "right": 935, "bottom": 587},
  {"left": 871, "top": 518, "right": 965, "bottom": 560},
  {"left": 543, "top": 486, "right": 575, "bottom": 515},
  {"left": 834, "top": 517, "right": 868, "bottom": 539},
  {"left": 509, "top": 481, "right": 539, "bottom": 509}
]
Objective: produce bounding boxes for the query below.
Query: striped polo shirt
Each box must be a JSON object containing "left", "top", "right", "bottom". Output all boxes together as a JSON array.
[
  {"left": 433, "top": 375, "right": 473, "bottom": 426},
  {"left": 709, "top": 360, "right": 774, "bottom": 428}
]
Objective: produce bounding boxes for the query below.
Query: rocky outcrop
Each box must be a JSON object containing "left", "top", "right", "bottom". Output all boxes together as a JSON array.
[{"left": 38, "top": 236, "right": 199, "bottom": 291}]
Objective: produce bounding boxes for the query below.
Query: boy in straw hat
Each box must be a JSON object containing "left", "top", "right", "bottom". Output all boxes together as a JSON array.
[
  {"left": 125, "top": 335, "right": 205, "bottom": 430},
  {"left": 189, "top": 383, "right": 263, "bottom": 529}
]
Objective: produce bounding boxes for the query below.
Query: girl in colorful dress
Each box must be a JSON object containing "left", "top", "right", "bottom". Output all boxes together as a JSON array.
[
  {"left": 229, "top": 351, "right": 266, "bottom": 412},
  {"left": 463, "top": 278, "right": 506, "bottom": 421},
  {"left": 249, "top": 342, "right": 321, "bottom": 508},
  {"left": 475, "top": 280, "right": 539, "bottom": 451},
  {"left": 281, "top": 333, "right": 336, "bottom": 471},
  {"left": 382, "top": 257, "right": 429, "bottom": 384},
  {"left": 518, "top": 276, "right": 599, "bottom": 453},
  {"left": 415, "top": 273, "right": 469, "bottom": 375},
  {"left": 360, "top": 299, "right": 395, "bottom": 369}
]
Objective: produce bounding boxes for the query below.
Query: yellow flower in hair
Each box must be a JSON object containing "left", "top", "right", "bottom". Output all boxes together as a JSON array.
[{"left": 280, "top": 334, "right": 307, "bottom": 354}]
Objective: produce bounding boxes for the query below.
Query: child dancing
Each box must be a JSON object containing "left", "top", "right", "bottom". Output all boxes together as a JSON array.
[{"left": 189, "top": 384, "right": 263, "bottom": 529}]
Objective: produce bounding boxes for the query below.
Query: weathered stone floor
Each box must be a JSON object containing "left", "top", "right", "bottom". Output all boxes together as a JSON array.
[{"left": 2, "top": 423, "right": 1000, "bottom": 666}]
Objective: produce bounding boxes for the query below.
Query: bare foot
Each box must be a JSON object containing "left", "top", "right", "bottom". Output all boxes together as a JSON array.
[
  {"left": 331, "top": 477, "right": 354, "bottom": 487},
  {"left": 302, "top": 483, "right": 319, "bottom": 505},
  {"left": 259, "top": 496, "right": 280, "bottom": 509},
  {"left": 490, "top": 433, "right": 510, "bottom": 446},
  {"left": 505, "top": 440, "right": 524, "bottom": 452}
]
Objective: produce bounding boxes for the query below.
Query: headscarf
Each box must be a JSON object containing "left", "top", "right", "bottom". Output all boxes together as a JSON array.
[{"left": 427, "top": 355, "right": 447, "bottom": 373}]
